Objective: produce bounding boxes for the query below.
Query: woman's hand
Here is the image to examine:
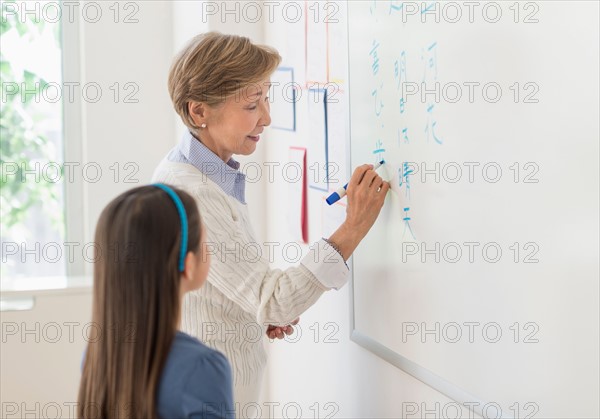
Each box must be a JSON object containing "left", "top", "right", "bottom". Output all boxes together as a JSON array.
[
  {"left": 266, "top": 318, "right": 300, "bottom": 340},
  {"left": 345, "top": 164, "right": 390, "bottom": 237},
  {"left": 328, "top": 164, "right": 391, "bottom": 260}
]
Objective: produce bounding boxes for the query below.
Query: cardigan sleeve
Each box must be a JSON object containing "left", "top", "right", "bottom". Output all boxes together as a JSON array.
[{"left": 190, "top": 185, "right": 349, "bottom": 327}]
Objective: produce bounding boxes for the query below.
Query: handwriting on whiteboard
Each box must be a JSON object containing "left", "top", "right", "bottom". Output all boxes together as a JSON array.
[{"left": 366, "top": 2, "right": 448, "bottom": 239}]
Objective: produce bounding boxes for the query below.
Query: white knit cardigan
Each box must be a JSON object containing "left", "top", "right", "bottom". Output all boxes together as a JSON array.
[{"left": 152, "top": 159, "right": 349, "bottom": 409}]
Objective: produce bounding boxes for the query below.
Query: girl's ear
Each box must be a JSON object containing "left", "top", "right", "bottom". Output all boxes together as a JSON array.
[{"left": 181, "top": 251, "right": 197, "bottom": 291}]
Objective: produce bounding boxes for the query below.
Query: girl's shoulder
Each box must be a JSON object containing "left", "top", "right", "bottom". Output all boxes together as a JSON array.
[
  {"left": 157, "top": 332, "right": 233, "bottom": 418},
  {"left": 168, "top": 331, "right": 230, "bottom": 370}
]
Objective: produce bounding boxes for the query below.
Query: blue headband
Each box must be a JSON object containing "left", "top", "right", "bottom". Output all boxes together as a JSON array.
[{"left": 152, "top": 183, "right": 188, "bottom": 272}]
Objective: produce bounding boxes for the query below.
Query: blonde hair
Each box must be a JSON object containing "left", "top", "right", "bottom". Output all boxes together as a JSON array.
[{"left": 168, "top": 31, "right": 282, "bottom": 133}]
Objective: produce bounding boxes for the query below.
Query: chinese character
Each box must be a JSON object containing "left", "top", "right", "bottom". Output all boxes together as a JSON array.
[
  {"left": 373, "top": 139, "right": 386, "bottom": 161},
  {"left": 397, "top": 127, "right": 409, "bottom": 145},
  {"left": 398, "top": 162, "right": 414, "bottom": 198},
  {"left": 370, "top": 40, "right": 381, "bottom": 76},
  {"left": 389, "top": 0, "right": 404, "bottom": 14},
  {"left": 424, "top": 104, "right": 443, "bottom": 144},
  {"left": 394, "top": 51, "right": 407, "bottom": 91},
  {"left": 421, "top": 42, "right": 438, "bottom": 83},
  {"left": 372, "top": 85, "right": 384, "bottom": 116},
  {"left": 403, "top": 207, "right": 416, "bottom": 239}
]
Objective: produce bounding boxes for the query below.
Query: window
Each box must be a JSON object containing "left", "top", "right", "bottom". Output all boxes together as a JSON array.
[{"left": 1, "top": 1, "right": 67, "bottom": 286}]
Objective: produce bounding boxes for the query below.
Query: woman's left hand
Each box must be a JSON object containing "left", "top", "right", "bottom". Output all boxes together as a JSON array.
[{"left": 266, "top": 318, "right": 300, "bottom": 339}]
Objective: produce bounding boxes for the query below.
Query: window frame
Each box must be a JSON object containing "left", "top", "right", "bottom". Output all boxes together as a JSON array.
[{"left": 61, "top": 12, "right": 86, "bottom": 278}]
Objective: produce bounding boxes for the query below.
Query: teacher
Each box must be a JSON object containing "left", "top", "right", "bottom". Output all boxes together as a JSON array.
[{"left": 152, "top": 32, "right": 390, "bottom": 408}]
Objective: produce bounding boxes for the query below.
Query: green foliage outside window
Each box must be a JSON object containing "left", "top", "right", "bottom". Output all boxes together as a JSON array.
[{"left": 1, "top": 0, "right": 65, "bottom": 277}]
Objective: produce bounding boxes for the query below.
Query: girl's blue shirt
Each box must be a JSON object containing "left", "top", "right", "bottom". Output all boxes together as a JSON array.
[
  {"left": 81, "top": 331, "right": 234, "bottom": 418},
  {"left": 157, "top": 331, "right": 234, "bottom": 419}
]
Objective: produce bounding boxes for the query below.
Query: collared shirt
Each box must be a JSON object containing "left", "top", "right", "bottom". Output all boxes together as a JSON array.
[{"left": 168, "top": 131, "right": 246, "bottom": 204}]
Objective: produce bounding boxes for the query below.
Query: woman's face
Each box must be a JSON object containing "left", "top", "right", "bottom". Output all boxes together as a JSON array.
[{"left": 200, "top": 78, "right": 272, "bottom": 162}]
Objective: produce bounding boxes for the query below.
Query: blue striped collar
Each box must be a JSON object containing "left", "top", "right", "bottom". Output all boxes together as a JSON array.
[{"left": 171, "top": 131, "right": 246, "bottom": 204}]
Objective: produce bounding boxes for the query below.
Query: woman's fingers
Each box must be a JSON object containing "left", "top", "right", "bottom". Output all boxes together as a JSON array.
[
  {"left": 360, "top": 170, "right": 378, "bottom": 188},
  {"left": 269, "top": 328, "right": 284, "bottom": 339},
  {"left": 350, "top": 166, "right": 384, "bottom": 192},
  {"left": 348, "top": 164, "right": 374, "bottom": 189},
  {"left": 344, "top": 167, "right": 391, "bottom": 237},
  {"left": 267, "top": 321, "right": 298, "bottom": 339},
  {"left": 377, "top": 181, "right": 391, "bottom": 200},
  {"left": 381, "top": 181, "right": 391, "bottom": 194},
  {"left": 369, "top": 174, "right": 383, "bottom": 188}
]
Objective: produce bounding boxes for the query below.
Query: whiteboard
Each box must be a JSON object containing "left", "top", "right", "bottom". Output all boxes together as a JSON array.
[{"left": 347, "top": 1, "right": 599, "bottom": 417}]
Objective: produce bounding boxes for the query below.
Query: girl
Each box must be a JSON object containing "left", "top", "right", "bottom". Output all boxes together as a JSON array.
[{"left": 77, "top": 184, "right": 234, "bottom": 418}]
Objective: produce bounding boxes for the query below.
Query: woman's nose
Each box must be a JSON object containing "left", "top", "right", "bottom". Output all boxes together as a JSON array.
[{"left": 260, "top": 100, "right": 271, "bottom": 127}]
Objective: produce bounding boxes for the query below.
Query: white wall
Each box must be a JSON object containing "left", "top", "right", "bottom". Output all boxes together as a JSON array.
[
  {"left": 77, "top": 1, "right": 175, "bottom": 268},
  {"left": 0, "top": 288, "right": 92, "bottom": 418}
]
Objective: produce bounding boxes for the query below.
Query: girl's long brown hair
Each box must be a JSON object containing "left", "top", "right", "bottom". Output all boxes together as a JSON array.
[{"left": 77, "top": 185, "right": 201, "bottom": 418}]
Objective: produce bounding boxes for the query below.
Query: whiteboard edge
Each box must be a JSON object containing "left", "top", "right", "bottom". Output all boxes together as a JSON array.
[{"left": 349, "top": 329, "right": 505, "bottom": 419}]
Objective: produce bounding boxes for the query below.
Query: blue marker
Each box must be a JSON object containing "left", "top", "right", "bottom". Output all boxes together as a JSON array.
[{"left": 326, "top": 160, "right": 385, "bottom": 205}]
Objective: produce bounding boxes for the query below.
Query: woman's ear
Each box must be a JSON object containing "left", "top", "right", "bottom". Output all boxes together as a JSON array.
[{"left": 188, "top": 101, "right": 207, "bottom": 128}]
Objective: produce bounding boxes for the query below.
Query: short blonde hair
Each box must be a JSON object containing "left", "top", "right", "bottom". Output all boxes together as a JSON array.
[{"left": 168, "top": 31, "right": 282, "bottom": 133}]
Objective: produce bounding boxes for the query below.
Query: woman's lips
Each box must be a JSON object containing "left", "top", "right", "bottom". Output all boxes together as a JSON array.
[{"left": 247, "top": 135, "right": 260, "bottom": 142}]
